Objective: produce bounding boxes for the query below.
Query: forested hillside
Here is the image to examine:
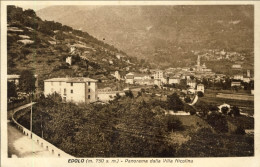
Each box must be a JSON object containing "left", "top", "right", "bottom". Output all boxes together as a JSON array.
[{"left": 37, "top": 5, "right": 254, "bottom": 68}]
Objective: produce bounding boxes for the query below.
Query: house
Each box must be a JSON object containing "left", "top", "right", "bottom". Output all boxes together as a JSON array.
[
  {"left": 111, "top": 71, "right": 121, "bottom": 80},
  {"left": 70, "top": 46, "right": 76, "bottom": 54},
  {"left": 243, "top": 77, "right": 251, "bottom": 83},
  {"left": 7, "top": 74, "right": 20, "bottom": 86},
  {"left": 153, "top": 70, "right": 164, "bottom": 80},
  {"left": 233, "top": 74, "right": 243, "bottom": 80},
  {"left": 125, "top": 72, "right": 153, "bottom": 85},
  {"left": 232, "top": 64, "right": 242, "bottom": 69},
  {"left": 125, "top": 73, "right": 134, "bottom": 84},
  {"left": 247, "top": 70, "right": 251, "bottom": 77},
  {"left": 154, "top": 79, "right": 161, "bottom": 86},
  {"left": 187, "top": 79, "right": 196, "bottom": 89},
  {"left": 109, "top": 60, "right": 114, "bottom": 65},
  {"left": 116, "top": 54, "right": 121, "bottom": 60},
  {"left": 231, "top": 81, "right": 241, "bottom": 87},
  {"left": 66, "top": 56, "right": 72, "bottom": 65},
  {"left": 169, "top": 77, "right": 180, "bottom": 84},
  {"left": 197, "top": 84, "right": 205, "bottom": 93},
  {"left": 44, "top": 77, "right": 98, "bottom": 104}
]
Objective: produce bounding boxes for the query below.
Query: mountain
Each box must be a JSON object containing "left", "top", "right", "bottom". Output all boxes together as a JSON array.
[
  {"left": 7, "top": 6, "right": 143, "bottom": 90},
  {"left": 37, "top": 5, "right": 254, "bottom": 67}
]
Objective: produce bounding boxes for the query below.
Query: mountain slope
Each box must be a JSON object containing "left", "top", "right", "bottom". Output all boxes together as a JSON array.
[
  {"left": 37, "top": 5, "right": 254, "bottom": 67},
  {"left": 7, "top": 6, "right": 142, "bottom": 90}
]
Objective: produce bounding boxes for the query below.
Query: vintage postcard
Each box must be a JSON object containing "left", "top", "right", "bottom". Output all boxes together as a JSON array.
[{"left": 1, "top": 1, "right": 259, "bottom": 167}]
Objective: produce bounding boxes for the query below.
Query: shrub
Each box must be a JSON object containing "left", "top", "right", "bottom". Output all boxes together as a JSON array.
[
  {"left": 167, "top": 93, "right": 184, "bottom": 111},
  {"left": 197, "top": 91, "right": 204, "bottom": 97},
  {"left": 207, "top": 112, "right": 228, "bottom": 133},
  {"left": 231, "top": 106, "right": 240, "bottom": 116},
  {"left": 184, "top": 104, "right": 196, "bottom": 115},
  {"left": 125, "top": 90, "right": 134, "bottom": 98},
  {"left": 167, "top": 116, "right": 184, "bottom": 132},
  {"left": 184, "top": 97, "right": 192, "bottom": 103},
  {"left": 234, "top": 126, "right": 245, "bottom": 135},
  {"left": 221, "top": 106, "right": 229, "bottom": 115}
]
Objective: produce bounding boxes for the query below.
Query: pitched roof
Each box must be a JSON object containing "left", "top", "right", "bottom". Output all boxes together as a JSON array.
[{"left": 44, "top": 77, "right": 97, "bottom": 83}]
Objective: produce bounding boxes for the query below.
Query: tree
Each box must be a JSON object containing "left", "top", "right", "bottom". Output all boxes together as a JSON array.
[
  {"left": 125, "top": 90, "right": 134, "bottom": 98},
  {"left": 209, "top": 105, "right": 219, "bottom": 112},
  {"left": 167, "top": 93, "right": 184, "bottom": 111},
  {"left": 167, "top": 116, "right": 184, "bottom": 132},
  {"left": 184, "top": 96, "right": 191, "bottom": 103},
  {"left": 207, "top": 112, "right": 228, "bottom": 133},
  {"left": 19, "top": 70, "right": 36, "bottom": 93},
  {"left": 230, "top": 106, "right": 240, "bottom": 116},
  {"left": 234, "top": 125, "right": 245, "bottom": 135},
  {"left": 221, "top": 106, "right": 229, "bottom": 115},
  {"left": 8, "top": 82, "right": 17, "bottom": 98},
  {"left": 137, "top": 91, "right": 142, "bottom": 97},
  {"left": 23, "top": 9, "right": 36, "bottom": 17},
  {"left": 197, "top": 91, "right": 204, "bottom": 97}
]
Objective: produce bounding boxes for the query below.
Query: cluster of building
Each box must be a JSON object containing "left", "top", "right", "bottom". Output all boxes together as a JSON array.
[
  {"left": 195, "top": 49, "right": 246, "bottom": 62},
  {"left": 44, "top": 77, "right": 98, "bottom": 104}
]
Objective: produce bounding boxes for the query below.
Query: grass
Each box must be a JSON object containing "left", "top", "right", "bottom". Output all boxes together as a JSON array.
[{"left": 199, "top": 95, "right": 254, "bottom": 116}]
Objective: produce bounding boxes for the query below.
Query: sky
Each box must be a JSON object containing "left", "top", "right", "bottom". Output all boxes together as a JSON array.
[{"left": 18, "top": 5, "right": 49, "bottom": 11}]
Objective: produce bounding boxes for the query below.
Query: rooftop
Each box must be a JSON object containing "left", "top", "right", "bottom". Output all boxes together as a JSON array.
[
  {"left": 44, "top": 77, "right": 97, "bottom": 83},
  {"left": 8, "top": 74, "right": 20, "bottom": 79}
]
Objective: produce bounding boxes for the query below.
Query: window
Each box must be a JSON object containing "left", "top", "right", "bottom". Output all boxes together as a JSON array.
[
  {"left": 71, "top": 89, "right": 73, "bottom": 93},
  {"left": 88, "top": 95, "right": 91, "bottom": 99},
  {"left": 59, "top": 81, "right": 61, "bottom": 86},
  {"left": 71, "top": 83, "right": 73, "bottom": 86},
  {"left": 63, "top": 97, "right": 66, "bottom": 102},
  {"left": 88, "top": 89, "right": 90, "bottom": 92},
  {"left": 88, "top": 82, "right": 90, "bottom": 86},
  {"left": 64, "top": 89, "right": 66, "bottom": 95}
]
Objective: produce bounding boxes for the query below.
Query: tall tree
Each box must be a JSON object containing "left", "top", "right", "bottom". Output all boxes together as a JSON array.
[
  {"left": 19, "top": 70, "right": 36, "bottom": 93},
  {"left": 167, "top": 93, "right": 184, "bottom": 111},
  {"left": 7, "top": 81, "right": 17, "bottom": 98}
]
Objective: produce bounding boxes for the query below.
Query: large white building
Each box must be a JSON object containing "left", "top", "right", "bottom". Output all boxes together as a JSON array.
[{"left": 44, "top": 77, "right": 98, "bottom": 104}]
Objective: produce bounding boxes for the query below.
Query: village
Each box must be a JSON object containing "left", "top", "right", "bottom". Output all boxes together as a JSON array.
[
  {"left": 8, "top": 43, "right": 254, "bottom": 117},
  {"left": 6, "top": 5, "right": 255, "bottom": 158}
]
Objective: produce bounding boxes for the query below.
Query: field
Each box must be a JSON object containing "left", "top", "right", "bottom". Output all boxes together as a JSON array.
[{"left": 201, "top": 90, "right": 254, "bottom": 116}]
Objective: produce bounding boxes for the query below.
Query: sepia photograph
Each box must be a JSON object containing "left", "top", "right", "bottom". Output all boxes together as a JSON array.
[{"left": 1, "top": 1, "right": 258, "bottom": 165}]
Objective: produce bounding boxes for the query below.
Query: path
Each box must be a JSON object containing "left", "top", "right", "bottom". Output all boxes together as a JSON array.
[
  {"left": 189, "top": 95, "right": 198, "bottom": 106},
  {"left": 8, "top": 103, "right": 55, "bottom": 158}
]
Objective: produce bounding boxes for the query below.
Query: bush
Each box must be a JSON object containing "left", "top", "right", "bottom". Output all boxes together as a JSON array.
[
  {"left": 197, "top": 91, "right": 204, "bottom": 97},
  {"left": 221, "top": 106, "right": 229, "bottom": 115},
  {"left": 230, "top": 106, "right": 240, "bottom": 116},
  {"left": 125, "top": 90, "right": 134, "bottom": 98},
  {"left": 167, "top": 116, "right": 184, "bottom": 132},
  {"left": 21, "top": 47, "right": 32, "bottom": 56},
  {"left": 207, "top": 112, "right": 228, "bottom": 133},
  {"left": 184, "top": 97, "right": 192, "bottom": 103},
  {"left": 184, "top": 104, "right": 196, "bottom": 115},
  {"left": 234, "top": 126, "right": 245, "bottom": 135},
  {"left": 167, "top": 93, "right": 184, "bottom": 111}
]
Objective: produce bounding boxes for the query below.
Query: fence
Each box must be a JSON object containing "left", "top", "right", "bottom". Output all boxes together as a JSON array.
[{"left": 12, "top": 104, "right": 74, "bottom": 158}]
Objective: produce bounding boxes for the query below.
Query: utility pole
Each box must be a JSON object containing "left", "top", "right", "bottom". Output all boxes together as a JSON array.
[
  {"left": 30, "top": 91, "right": 33, "bottom": 138},
  {"left": 41, "top": 115, "right": 43, "bottom": 138},
  {"left": 30, "top": 98, "right": 32, "bottom": 138}
]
